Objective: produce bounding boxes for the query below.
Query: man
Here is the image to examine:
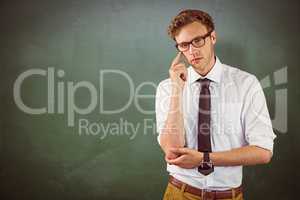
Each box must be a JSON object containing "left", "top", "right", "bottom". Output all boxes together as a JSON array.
[{"left": 155, "top": 9, "right": 276, "bottom": 200}]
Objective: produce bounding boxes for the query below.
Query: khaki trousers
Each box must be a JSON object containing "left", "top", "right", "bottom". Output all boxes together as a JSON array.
[{"left": 163, "top": 183, "right": 244, "bottom": 200}]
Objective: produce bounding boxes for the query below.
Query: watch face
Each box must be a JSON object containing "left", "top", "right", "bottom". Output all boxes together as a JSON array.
[{"left": 200, "top": 162, "right": 213, "bottom": 169}]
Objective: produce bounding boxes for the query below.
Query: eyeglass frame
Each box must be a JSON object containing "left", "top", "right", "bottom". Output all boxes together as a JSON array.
[{"left": 175, "top": 29, "right": 214, "bottom": 52}]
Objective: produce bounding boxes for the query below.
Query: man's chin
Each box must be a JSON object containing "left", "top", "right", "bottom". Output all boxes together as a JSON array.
[{"left": 191, "top": 63, "right": 205, "bottom": 70}]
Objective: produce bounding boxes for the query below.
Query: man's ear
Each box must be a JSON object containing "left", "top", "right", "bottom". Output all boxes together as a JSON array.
[{"left": 210, "top": 30, "right": 217, "bottom": 45}]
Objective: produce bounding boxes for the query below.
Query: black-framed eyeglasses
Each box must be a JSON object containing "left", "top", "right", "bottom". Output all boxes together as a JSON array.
[{"left": 175, "top": 30, "right": 213, "bottom": 52}]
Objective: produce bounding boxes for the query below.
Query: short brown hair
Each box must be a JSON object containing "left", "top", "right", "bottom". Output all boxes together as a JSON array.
[{"left": 167, "top": 9, "right": 215, "bottom": 40}]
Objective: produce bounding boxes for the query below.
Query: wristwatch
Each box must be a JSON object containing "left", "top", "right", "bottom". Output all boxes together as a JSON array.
[{"left": 200, "top": 152, "right": 213, "bottom": 169}]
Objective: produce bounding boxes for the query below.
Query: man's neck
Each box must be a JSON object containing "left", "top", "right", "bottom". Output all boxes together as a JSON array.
[{"left": 196, "top": 56, "right": 216, "bottom": 77}]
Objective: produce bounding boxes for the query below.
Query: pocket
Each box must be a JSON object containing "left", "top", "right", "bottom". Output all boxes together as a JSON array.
[
  {"left": 162, "top": 183, "right": 183, "bottom": 200},
  {"left": 163, "top": 183, "right": 180, "bottom": 200},
  {"left": 162, "top": 184, "right": 172, "bottom": 200},
  {"left": 236, "top": 192, "right": 244, "bottom": 200}
]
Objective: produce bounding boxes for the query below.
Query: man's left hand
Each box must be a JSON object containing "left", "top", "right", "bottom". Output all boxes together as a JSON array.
[{"left": 165, "top": 148, "right": 203, "bottom": 169}]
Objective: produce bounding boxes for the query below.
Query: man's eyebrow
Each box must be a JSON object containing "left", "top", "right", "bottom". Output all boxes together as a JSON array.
[{"left": 177, "top": 35, "right": 202, "bottom": 44}]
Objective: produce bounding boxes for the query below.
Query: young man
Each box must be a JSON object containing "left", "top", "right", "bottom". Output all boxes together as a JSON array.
[{"left": 155, "top": 9, "right": 276, "bottom": 200}]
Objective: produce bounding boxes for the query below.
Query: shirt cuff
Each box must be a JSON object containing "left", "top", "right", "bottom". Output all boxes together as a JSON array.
[{"left": 247, "top": 137, "right": 275, "bottom": 155}]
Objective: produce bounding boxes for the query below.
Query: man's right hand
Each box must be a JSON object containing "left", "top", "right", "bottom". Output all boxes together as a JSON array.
[
  {"left": 169, "top": 52, "right": 187, "bottom": 91},
  {"left": 165, "top": 148, "right": 180, "bottom": 161}
]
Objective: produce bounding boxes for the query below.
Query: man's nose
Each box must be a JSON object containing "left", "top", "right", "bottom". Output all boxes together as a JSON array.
[{"left": 188, "top": 44, "right": 196, "bottom": 54}]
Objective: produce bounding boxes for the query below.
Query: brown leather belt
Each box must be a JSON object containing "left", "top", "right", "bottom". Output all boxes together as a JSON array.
[{"left": 169, "top": 176, "right": 243, "bottom": 199}]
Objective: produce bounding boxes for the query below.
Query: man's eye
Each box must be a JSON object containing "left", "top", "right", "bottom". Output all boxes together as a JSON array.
[
  {"left": 180, "top": 43, "right": 189, "bottom": 48},
  {"left": 193, "top": 38, "right": 201, "bottom": 43}
]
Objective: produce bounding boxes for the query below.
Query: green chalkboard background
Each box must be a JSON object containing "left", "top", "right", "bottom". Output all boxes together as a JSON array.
[{"left": 0, "top": 0, "right": 299, "bottom": 199}]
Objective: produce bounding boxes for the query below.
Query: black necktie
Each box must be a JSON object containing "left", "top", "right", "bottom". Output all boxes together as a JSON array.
[{"left": 197, "top": 78, "right": 214, "bottom": 175}]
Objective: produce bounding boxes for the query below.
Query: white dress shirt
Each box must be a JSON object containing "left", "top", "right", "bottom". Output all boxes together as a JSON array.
[{"left": 155, "top": 57, "right": 276, "bottom": 190}]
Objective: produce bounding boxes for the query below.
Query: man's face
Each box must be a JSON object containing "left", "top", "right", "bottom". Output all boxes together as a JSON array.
[{"left": 175, "top": 21, "right": 217, "bottom": 74}]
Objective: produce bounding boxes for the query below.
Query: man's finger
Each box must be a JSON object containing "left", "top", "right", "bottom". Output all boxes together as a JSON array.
[
  {"left": 172, "top": 52, "right": 182, "bottom": 66},
  {"left": 171, "top": 63, "right": 186, "bottom": 70},
  {"left": 166, "top": 155, "right": 184, "bottom": 165}
]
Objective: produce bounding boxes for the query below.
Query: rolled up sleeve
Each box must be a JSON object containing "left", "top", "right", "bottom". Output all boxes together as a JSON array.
[
  {"left": 155, "top": 79, "right": 171, "bottom": 145},
  {"left": 242, "top": 76, "right": 277, "bottom": 154}
]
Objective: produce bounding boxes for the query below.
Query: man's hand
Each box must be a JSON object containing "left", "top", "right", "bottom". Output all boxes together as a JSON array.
[
  {"left": 169, "top": 52, "right": 187, "bottom": 91},
  {"left": 164, "top": 148, "right": 180, "bottom": 161},
  {"left": 165, "top": 148, "right": 203, "bottom": 169}
]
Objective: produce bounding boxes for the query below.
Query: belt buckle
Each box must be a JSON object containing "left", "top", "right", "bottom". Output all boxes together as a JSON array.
[{"left": 202, "top": 188, "right": 214, "bottom": 200}]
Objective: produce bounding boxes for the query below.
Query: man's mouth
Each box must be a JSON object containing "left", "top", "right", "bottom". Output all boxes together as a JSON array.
[{"left": 191, "top": 57, "right": 203, "bottom": 63}]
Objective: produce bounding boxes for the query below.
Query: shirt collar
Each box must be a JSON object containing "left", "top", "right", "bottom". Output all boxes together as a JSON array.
[{"left": 187, "top": 56, "right": 223, "bottom": 84}]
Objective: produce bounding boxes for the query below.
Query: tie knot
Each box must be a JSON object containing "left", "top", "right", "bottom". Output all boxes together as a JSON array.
[{"left": 198, "top": 78, "right": 211, "bottom": 88}]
